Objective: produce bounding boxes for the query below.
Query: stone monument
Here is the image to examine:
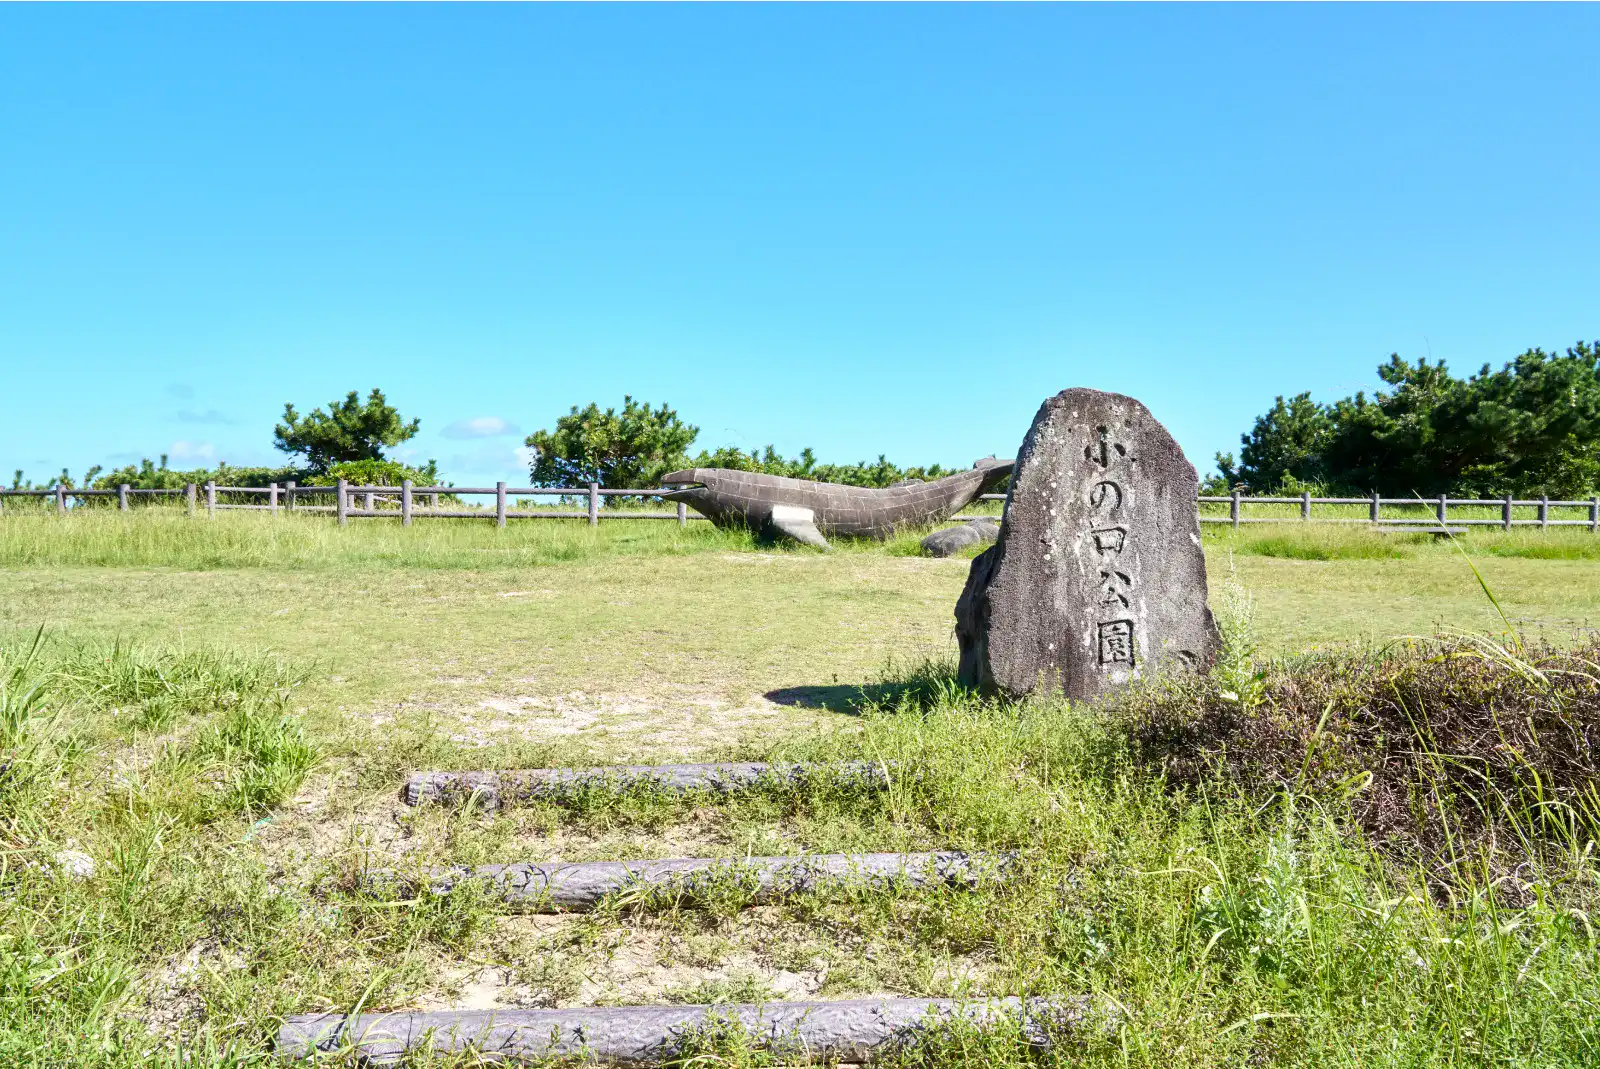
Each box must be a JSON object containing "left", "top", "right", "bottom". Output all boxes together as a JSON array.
[{"left": 955, "top": 388, "right": 1218, "bottom": 700}]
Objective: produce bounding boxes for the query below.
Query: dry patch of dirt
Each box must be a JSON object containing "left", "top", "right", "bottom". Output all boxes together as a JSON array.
[
  {"left": 370, "top": 686, "right": 847, "bottom": 761},
  {"left": 136, "top": 937, "right": 248, "bottom": 1039},
  {"left": 401, "top": 906, "right": 997, "bottom": 1013}
]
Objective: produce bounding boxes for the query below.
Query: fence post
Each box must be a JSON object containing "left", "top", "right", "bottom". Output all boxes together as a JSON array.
[
  {"left": 336, "top": 478, "right": 348, "bottom": 526},
  {"left": 1436, "top": 493, "right": 1448, "bottom": 528},
  {"left": 496, "top": 481, "right": 507, "bottom": 528},
  {"left": 286, "top": 481, "right": 296, "bottom": 511},
  {"left": 1539, "top": 496, "right": 1549, "bottom": 530},
  {"left": 677, "top": 500, "right": 687, "bottom": 528},
  {"left": 55, "top": 485, "right": 66, "bottom": 514},
  {"left": 1592, "top": 496, "right": 1599, "bottom": 534},
  {"left": 186, "top": 483, "right": 196, "bottom": 516},
  {"left": 402, "top": 480, "right": 413, "bottom": 527},
  {"left": 588, "top": 482, "right": 599, "bottom": 527},
  {"left": 1369, "top": 490, "right": 1380, "bottom": 525},
  {"left": 269, "top": 483, "right": 279, "bottom": 514},
  {"left": 1230, "top": 489, "right": 1241, "bottom": 530},
  {"left": 363, "top": 489, "right": 375, "bottom": 513},
  {"left": 1300, "top": 489, "right": 1311, "bottom": 522},
  {"left": 205, "top": 481, "right": 216, "bottom": 518},
  {"left": 1503, "top": 493, "right": 1513, "bottom": 531},
  {"left": 118, "top": 483, "right": 130, "bottom": 511}
]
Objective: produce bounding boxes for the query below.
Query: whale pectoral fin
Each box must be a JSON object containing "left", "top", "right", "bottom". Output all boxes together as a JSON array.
[{"left": 766, "top": 505, "right": 830, "bottom": 550}]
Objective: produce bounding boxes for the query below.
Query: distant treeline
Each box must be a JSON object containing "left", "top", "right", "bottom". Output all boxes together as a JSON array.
[
  {"left": 11, "top": 389, "right": 972, "bottom": 497},
  {"left": 1211, "top": 341, "right": 1600, "bottom": 497},
  {"left": 55, "top": 342, "right": 1600, "bottom": 506},
  {"left": 9, "top": 389, "right": 439, "bottom": 493},
  {"left": 523, "top": 397, "right": 974, "bottom": 490},
  {"left": 8, "top": 457, "right": 440, "bottom": 494}
]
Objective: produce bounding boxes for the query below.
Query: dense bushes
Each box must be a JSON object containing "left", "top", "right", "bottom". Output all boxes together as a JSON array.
[{"left": 1122, "top": 635, "right": 1600, "bottom": 874}]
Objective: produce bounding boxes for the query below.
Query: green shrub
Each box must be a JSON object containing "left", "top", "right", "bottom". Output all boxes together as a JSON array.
[{"left": 304, "top": 458, "right": 441, "bottom": 487}]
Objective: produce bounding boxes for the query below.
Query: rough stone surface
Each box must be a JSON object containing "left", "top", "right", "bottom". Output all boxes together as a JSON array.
[
  {"left": 660, "top": 459, "right": 1012, "bottom": 546},
  {"left": 921, "top": 519, "right": 1001, "bottom": 558},
  {"left": 956, "top": 388, "right": 1218, "bottom": 700},
  {"left": 280, "top": 996, "right": 1086, "bottom": 1063},
  {"left": 403, "top": 761, "right": 887, "bottom": 809},
  {"left": 375, "top": 851, "right": 1008, "bottom": 911}
]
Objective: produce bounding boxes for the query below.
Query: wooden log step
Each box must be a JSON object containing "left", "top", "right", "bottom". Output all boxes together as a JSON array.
[
  {"left": 280, "top": 996, "right": 1084, "bottom": 1064},
  {"left": 373, "top": 851, "right": 1009, "bottom": 911},
  {"left": 404, "top": 760, "right": 887, "bottom": 809}
]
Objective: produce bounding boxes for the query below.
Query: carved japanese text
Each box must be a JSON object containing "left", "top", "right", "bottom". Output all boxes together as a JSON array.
[{"left": 1097, "top": 620, "right": 1135, "bottom": 665}]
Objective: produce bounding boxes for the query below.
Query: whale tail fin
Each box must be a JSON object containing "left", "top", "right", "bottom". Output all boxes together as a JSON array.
[
  {"left": 973, "top": 457, "right": 1015, "bottom": 491},
  {"left": 767, "top": 505, "right": 830, "bottom": 550}
]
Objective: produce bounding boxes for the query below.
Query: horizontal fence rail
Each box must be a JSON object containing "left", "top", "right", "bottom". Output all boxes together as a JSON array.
[
  {"left": 3, "top": 483, "right": 1597, "bottom": 533},
  {"left": 1198, "top": 489, "right": 1600, "bottom": 532}
]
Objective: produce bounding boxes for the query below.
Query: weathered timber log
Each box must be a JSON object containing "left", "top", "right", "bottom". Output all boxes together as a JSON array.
[
  {"left": 279, "top": 996, "right": 1086, "bottom": 1064},
  {"left": 373, "top": 851, "right": 1008, "bottom": 911},
  {"left": 403, "top": 760, "right": 887, "bottom": 809}
]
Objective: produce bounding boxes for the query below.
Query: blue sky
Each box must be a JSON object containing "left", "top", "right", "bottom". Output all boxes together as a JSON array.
[{"left": 3, "top": 5, "right": 1597, "bottom": 488}]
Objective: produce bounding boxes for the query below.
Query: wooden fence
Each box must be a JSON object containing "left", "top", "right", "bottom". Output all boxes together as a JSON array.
[
  {"left": 1198, "top": 490, "right": 1600, "bottom": 531},
  {"left": 0, "top": 481, "right": 701, "bottom": 526},
  {"left": 4, "top": 482, "right": 1599, "bottom": 533}
]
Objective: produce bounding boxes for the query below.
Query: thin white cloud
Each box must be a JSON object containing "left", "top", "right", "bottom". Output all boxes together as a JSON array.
[
  {"left": 175, "top": 408, "right": 236, "bottom": 425},
  {"left": 168, "top": 440, "right": 216, "bottom": 463},
  {"left": 442, "top": 416, "right": 520, "bottom": 440},
  {"left": 446, "top": 443, "right": 529, "bottom": 471}
]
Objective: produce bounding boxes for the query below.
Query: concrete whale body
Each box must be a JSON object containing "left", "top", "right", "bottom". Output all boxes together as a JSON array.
[{"left": 660, "top": 461, "right": 1013, "bottom": 547}]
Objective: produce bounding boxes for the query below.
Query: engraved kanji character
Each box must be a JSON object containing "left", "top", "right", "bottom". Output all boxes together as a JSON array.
[
  {"left": 1084, "top": 425, "right": 1129, "bottom": 469},
  {"left": 1098, "top": 620, "right": 1135, "bottom": 666},
  {"left": 1098, "top": 569, "right": 1132, "bottom": 608},
  {"left": 1089, "top": 480, "right": 1124, "bottom": 513},
  {"left": 1091, "top": 526, "right": 1127, "bottom": 556}
]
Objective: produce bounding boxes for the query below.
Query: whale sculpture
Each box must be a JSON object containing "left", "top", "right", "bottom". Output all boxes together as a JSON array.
[{"left": 659, "top": 459, "right": 1013, "bottom": 548}]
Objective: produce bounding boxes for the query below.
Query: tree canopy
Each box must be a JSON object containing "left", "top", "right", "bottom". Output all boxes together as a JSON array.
[
  {"left": 688, "top": 445, "right": 957, "bottom": 488},
  {"left": 523, "top": 397, "right": 963, "bottom": 491},
  {"left": 273, "top": 389, "right": 420, "bottom": 473},
  {"left": 1215, "top": 342, "right": 1600, "bottom": 497},
  {"left": 524, "top": 397, "right": 699, "bottom": 488}
]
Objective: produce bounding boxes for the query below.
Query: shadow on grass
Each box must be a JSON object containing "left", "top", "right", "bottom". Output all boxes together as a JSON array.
[
  {"left": 764, "top": 683, "right": 884, "bottom": 715},
  {"left": 765, "top": 659, "right": 965, "bottom": 715}
]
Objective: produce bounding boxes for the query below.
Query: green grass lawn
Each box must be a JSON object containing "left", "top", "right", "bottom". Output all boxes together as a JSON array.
[
  {"left": 2, "top": 511, "right": 1599, "bottom": 1066},
  {"left": 3, "top": 514, "right": 1598, "bottom": 724}
]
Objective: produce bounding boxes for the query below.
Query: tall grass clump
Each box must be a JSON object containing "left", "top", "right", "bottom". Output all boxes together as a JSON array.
[
  {"left": 1205, "top": 524, "right": 1423, "bottom": 560},
  {"left": 1473, "top": 528, "right": 1600, "bottom": 560},
  {"left": 735, "top": 649, "right": 1600, "bottom": 1065},
  {"left": 0, "top": 510, "right": 754, "bottom": 571},
  {"left": 0, "top": 631, "right": 72, "bottom": 842},
  {"left": 0, "top": 631, "right": 329, "bottom": 1065},
  {"left": 45, "top": 639, "right": 301, "bottom": 734}
]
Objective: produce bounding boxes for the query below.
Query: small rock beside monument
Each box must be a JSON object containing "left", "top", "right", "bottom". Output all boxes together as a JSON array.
[
  {"left": 920, "top": 519, "right": 1000, "bottom": 558},
  {"left": 955, "top": 388, "right": 1218, "bottom": 701}
]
